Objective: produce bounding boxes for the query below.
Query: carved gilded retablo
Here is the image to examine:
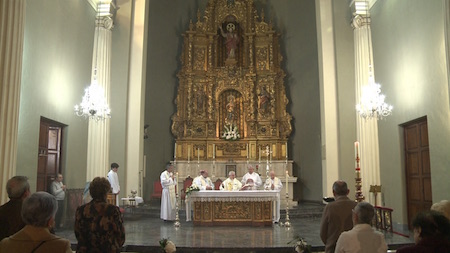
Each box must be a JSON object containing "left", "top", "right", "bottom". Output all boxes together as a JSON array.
[{"left": 172, "top": 0, "right": 292, "bottom": 161}]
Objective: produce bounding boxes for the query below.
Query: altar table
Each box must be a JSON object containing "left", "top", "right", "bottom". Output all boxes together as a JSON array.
[{"left": 187, "top": 190, "right": 278, "bottom": 226}]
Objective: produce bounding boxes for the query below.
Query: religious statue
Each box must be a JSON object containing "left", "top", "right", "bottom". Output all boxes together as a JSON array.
[
  {"left": 219, "top": 23, "right": 239, "bottom": 59},
  {"left": 226, "top": 94, "right": 236, "bottom": 124},
  {"left": 258, "top": 87, "right": 270, "bottom": 113}
]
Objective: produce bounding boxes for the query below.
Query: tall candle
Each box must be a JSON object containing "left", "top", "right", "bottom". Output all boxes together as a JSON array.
[
  {"left": 174, "top": 143, "right": 177, "bottom": 159},
  {"left": 176, "top": 172, "right": 179, "bottom": 195},
  {"left": 286, "top": 170, "right": 289, "bottom": 195},
  {"left": 259, "top": 147, "right": 261, "bottom": 163},
  {"left": 188, "top": 146, "right": 190, "bottom": 162},
  {"left": 247, "top": 144, "right": 249, "bottom": 159},
  {"left": 213, "top": 144, "right": 215, "bottom": 159},
  {"left": 198, "top": 148, "right": 200, "bottom": 163},
  {"left": 285, "top": 142, "right": 288, "bottom": 159}
]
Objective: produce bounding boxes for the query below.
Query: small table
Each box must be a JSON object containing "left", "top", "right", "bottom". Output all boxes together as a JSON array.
[{"left": 121, "top": 196, "right": 143, "bottom": 213}]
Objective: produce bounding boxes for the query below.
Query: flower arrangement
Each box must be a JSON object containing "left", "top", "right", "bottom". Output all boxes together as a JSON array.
[
  {"left": 185, "top": 184, "right": 200, "bottom": 195},
  {"left": 288, "top": 235, "right": 311, "bottom": 253},
  {"left": 159, "top": 238, "right": 176, "bottom": 253},
  {"left": 222, "top": 124, "right": 240, "bottom": 140}
]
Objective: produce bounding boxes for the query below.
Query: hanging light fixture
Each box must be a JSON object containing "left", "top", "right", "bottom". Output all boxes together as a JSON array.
[
  {"left": 355, "top": 0, "right": 392, "bottom": 120},
  {"left": 74, "top": 5, "right": 111, "bottom": 121}
]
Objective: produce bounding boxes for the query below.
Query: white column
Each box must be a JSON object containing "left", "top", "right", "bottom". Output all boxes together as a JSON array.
[
  {"left": 316, "top": 0, "right": 340, "bottom": 198},
  {"left": 0, "top": 0, "right": 25, "bottom": 204},
  {"left": 352, "top": 8, "right": 381, "bottom": 205},
  {"left": 86, "top": 16, "right": 113, "bottom": 181},
  {"left": 125, "top": 0, "right": 148, "bottom": 198}
]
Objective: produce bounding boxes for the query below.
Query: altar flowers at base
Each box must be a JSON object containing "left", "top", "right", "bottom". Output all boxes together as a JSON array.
[
  {"left": 159, "top": 238, "right": 176, "bottom": 253},
  {"left": 220, "top": 171, "right": 242, "bottom": 191}
]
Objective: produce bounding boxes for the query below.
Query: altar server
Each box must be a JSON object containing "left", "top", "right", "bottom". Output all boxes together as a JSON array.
[
  {"left": 241, "top": 165, "right": 262, "bottom": 189},
  {"left": 220, "top": 171, "right": 242, "bottom": 191},
  {"left": 193, "top": 170, "right": 214, "bottom": 190},
  {"left": 107, "top": 163, "right": 120, "bottom": 206},
  {"left": 160, "top": 164, "right": 177, "bottom": 221},
  {"left": 264, "top": 170, "right": 283, "bottom": 223}
]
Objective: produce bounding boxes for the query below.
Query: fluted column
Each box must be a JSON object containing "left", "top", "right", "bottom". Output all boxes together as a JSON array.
[
  {"left": 86, "top": 16, "right": 113, "bottom": 181},
  {"left": 352, "top": 10, "right": 381, "bottom": 205},
  {"left": 0, "top": 0, "right": 25, "bottom": 204}
]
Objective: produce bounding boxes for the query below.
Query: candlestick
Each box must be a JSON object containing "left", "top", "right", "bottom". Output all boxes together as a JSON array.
[
  {"left": 354, "top": 141, "right": 360, "bottom": 169},
  {"left": 286, "top": 170, "right": 289, "bottom": 194}
]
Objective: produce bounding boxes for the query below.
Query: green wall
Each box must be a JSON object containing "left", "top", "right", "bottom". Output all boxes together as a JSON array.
[
  {"left": 371, "top": 0, "right": 450, "bottom": 224},
  {"left": 17, "top": 0, "right": 95, "bottom": 190}
]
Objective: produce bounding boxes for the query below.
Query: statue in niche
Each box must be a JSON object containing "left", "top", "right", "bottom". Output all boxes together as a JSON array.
[
  {"left": 196, "top": 88, "right": 205, "bottom": 114},
  {"left": 219, "top": 22, "right": 239, "bottom": 59},
  {"left": 258, "top": 87, "right": 270, "bottom": 113},
  {"left": 225, "top": 94, "right": 236, "bottom": 124}
]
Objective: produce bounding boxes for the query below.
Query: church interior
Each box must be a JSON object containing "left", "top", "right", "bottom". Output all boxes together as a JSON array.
[{"left": 1, "top": 0, "right": 450, "bottom": 252}]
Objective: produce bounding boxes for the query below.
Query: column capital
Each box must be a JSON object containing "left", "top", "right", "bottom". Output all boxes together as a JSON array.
[
  {"left": 96, "top": 16, "right": 114, "bottom": 30},
  {"left": 351, "top": 14, "right": 370, "bottom": 29}
]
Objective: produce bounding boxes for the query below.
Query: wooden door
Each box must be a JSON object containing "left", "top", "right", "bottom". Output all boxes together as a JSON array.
[
  {"left": 404, "top": 117, "right": 432, "bottom": 228},
  {"left": 37, "top": 118, "right": 64, "bottom": 192}
]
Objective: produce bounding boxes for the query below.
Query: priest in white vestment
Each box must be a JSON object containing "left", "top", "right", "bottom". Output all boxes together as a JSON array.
[
  {"left": 160, "top": 164, "right": 177, "bottom": 221},
  {"left": 193, "top": 170, "right": 214, "bottom": 190},
  {"left": 220, "top": 171, "right": 242, "bottom": 191},
  {"left": 107, "top": 162, "right": 120, "bottom": 206},
  {"left": 264, "top": 170, "right": 283, "bottom": 223},
  {"left": 241, "top": 165, "right": 262, "bottom": 189}
]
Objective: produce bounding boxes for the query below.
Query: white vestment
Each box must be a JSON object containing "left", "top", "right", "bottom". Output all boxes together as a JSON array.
[
  {"left": 264, "top": 177, "right": 283, "bottom": 222},
  {"left": 193, "top": 176, "right": 214, "bottom": 190},
  {"left": 219, "top": 178, "right": 242, "bottom": 191},
  {"left": 160, "top": 170, "right": 176, "bottom": 220},
  {"left": 241, "top": 172, "right": 262, "bottom": 189},
  {"left": 107, "top": 169, "right": 120, "bottom": 206}
]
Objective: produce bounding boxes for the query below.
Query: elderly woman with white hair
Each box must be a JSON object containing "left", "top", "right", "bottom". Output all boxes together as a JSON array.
[{"left": 0, "top": 191, "right": 72, "bottom": 253}]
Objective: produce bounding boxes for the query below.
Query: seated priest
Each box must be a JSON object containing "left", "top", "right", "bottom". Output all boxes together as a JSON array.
[
  {"left": 220, "top": 171, "right": 242, "bottom": 191},
  {"left": 240, "top": 178, "right": 258, "bottom": 191},
  {"left": 264, "top": 170, "right": 283, "bottom": 191},
  {"left": 193, "top": 170, "right": 214, "bottom": 190},
  {"left": 241, "top": 165, "right": 262, "bottom": 189}
]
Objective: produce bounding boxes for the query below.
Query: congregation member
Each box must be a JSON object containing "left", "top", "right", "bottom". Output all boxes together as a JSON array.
[
  {"left": 0, "top": 176, "right": 30, "bottom": 241},
  {"left": 320, "top": 180, "right": 356, "bottom": 253},
  {"left": 75, "top": 177, "right": 125, "bottom": 253},
  {"left": 396, "top": 210, "right": 450, "bottom": 253},
  {"left": 107, "top": 162, "right": 121, "bottom": 206},
  {"left": 220, "top": 170, "right": 242, "bottom": 191},
  {"left": 50, "top": 173, "right": 66, "bottom": 229},
  {"left": 431, "top": 200, "right": 450, "bottom": 220},
  {"left": 193, "top": 170, "right": 214, "bottom": 190},
  {"left": 241, "top": 165, "right": 262, "bottom": 189},
  {"left": 335, "top": 202, "right": 388, "bottom": 253},
  {"left": 160, "top": 163, "right": 177, "bottom": 221},
  {"left": 0, "top": 192, "right": 71, "bottom": 253},
  {"left": 264, "top": 170, "right": 283, "bottom": 223}
]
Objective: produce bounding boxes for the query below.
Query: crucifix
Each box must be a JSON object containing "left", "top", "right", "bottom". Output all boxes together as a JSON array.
[{"left": 264, "top": 145, "right": 272, "bottom": 178}]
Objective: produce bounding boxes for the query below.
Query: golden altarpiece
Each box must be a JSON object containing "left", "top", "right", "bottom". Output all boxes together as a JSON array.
[{"left": 171, "top": 0, "right": 296, "bottom": 207}]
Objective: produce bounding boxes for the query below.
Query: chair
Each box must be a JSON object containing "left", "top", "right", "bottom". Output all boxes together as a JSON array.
[
  {"left": 181, "top": 176, "right": 193, "bottom": 204},
  {"left": 107, "top": 192, "right": 117, "bottom": 206},
  {"left": 214, "top": 178, "right": 223, "bottom": 190},
  {"left": 151, "top": 181, "right": 163, "bottom": 200}
]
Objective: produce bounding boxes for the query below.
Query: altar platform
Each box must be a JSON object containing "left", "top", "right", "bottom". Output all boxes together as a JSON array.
[{"left": 56, "top": 202, "right": 414, "bottom": 252}]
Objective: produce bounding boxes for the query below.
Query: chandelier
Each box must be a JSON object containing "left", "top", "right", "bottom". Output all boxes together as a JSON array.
[
  {"left": 74, "top": 79, "right": 111, "bottom": 121},
  {"left": 356, "top": 71, "right": 393, "bottom": 120},
  {"left": 74, "top": 5, "right": 111, "bottom": 121},
  {"left": 355, "top": 0, "right": 392, "bottom": 120}
]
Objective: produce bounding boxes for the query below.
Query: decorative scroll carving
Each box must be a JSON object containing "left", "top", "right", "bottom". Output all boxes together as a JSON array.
[{"left": 172, "top": 0, "right": 292, "bottom": 161}]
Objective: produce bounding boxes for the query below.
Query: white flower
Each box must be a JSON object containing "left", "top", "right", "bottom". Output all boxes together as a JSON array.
[{"left": 164, "top": 240, "right": 176, "bottom": 253}]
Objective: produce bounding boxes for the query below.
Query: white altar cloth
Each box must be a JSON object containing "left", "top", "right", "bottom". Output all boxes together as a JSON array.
[{"left": 185, "top": 190, "right": 279, "bottom": 222}]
